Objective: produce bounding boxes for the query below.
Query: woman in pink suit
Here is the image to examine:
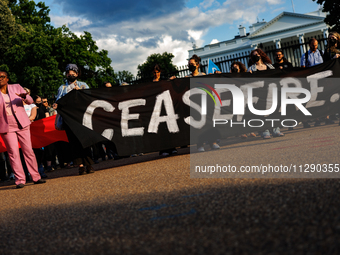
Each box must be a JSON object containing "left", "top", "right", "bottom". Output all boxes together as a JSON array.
[{"left": 0, "top": 70, "right": 46, "bottom": 188}]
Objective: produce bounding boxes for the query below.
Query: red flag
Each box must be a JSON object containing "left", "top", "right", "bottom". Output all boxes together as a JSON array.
[{"left": 0, "top": 115, "right": 68, "bottom": 153}]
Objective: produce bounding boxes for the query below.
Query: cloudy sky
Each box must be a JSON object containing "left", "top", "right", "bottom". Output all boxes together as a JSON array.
[{"left": 44, "top": 0, "right": 321, "bottom": 75}]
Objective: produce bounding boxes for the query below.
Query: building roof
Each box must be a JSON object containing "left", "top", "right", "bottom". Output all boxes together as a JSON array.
[{"left": 248, "top": 11, "right": 326, "bottom": 38}]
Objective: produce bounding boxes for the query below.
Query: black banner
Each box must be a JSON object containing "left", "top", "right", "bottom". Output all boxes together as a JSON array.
[{"left": 57, "top": 59, "right": 340, "bottom": 156}]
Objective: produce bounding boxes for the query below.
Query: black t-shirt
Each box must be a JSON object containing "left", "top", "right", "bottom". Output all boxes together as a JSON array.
[{"left": 273, "top": 61, "right": 293, "bottom": 69}]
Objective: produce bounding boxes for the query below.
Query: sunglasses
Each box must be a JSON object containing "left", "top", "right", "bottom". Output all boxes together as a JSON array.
[
  {"left": 0, "top": 76, "right": 7, "bottom": 79},
  {"left": 43, "top": 100, "right": 48, "bottom": 103}
]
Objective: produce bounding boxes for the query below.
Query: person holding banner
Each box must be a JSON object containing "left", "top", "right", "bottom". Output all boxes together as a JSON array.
[
  {"left": 186, "top": 55, "right": 220, "bottom": 152},
  {"left": 230, "top": 61, "right": 257, "bottom": 139},
  {"left": 152, "top": 64, "right": 178, "bottom": 156},
  {"left": 323, "top": 32, "right": 340, "bottom": 62},
  {"left": 0, "top": 70, "right": 46, "bottom": 188},
  {"left": 230, "top": 61, "right": 247, "bottom": 73},
  {"left": 169, "top": 55, "right": 220, "bottom": 151},
  {"left": 248, "top": 49, "right": 275, "bottom": 73},
  {"left": 186, "top": 54, "right": 206, "bottom": 77},
  {"left": 273, "top": 49, "right": 293, "bottom": 69},
  {"left": 55, "top": 64, "right": 95, "bottom": 175},
  {"left": 247, "top": 50, "right": 284, "bottom": 139}
]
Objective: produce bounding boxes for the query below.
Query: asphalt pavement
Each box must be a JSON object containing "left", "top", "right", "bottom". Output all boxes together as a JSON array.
[{"left": 1, "top": 123, "right": 340, "bottom": 254}]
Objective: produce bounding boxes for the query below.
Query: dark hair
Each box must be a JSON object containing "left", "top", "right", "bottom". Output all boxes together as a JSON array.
[
  {"left": 33, "top": 95, "right": 41, "bottom": 101},
  {"left": 250, "top": 49, "right": 272, "bottom": 64},
  {"left": 153, "top": 64, "right": 162, "bottom": 72},
  {"left": 275, "top": 49, "right": 288, "bottom": 62},
  {"left": 189, "top": 54, "right": 201, "bottom": 65},
  {"left": 102, "top": 81, "right": 110, "bottom": 87},
  {"left": 0, "top": 70, "right": 9, "bottom": 78},
  {"left": 275, "top": 49, "right": 283, "bottom": 54},
  {"left": 230, "top": 61, "right": 247, "bottom": 72},
  {"left": 309, "top": 38, "right": 318, "bottom": 45}
]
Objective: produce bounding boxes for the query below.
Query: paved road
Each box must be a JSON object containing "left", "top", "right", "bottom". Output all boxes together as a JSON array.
[{"left": 1, "top": 124, "right": 340, "bottom": 254}]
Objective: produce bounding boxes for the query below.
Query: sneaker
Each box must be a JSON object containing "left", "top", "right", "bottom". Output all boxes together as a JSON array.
[
  {"left": 86, "top": 165, "right": 95, "bottom": 174},
  {"left": 262, "top": 130, "right": 271, "bottom": 139},
  {"left": 197, "top": 146, "right": 205, "bottom": 152},
  {"left": 211, "top": 144, "right": 220, "bottom": 150},
  {"left": 138, "top": 153, "right": 144, "bottom": 156},
  {"left": 171, "top": 149, "right": 178, "bottom": 155},
  {"left": 16, "top": 183, "right": 25, "bottom": 189},
  {"left": 314, "top": 121, "right": 321, "bottom": 127},
  {"left": 241, "top": 134, "right": 247, "bottom": 139},
  {"left": 325, "top": 119, "right": 334, "bottom": 125},
  {"left": 46, "top": 166, "right": 54, "bottom": 172},
  {"left": 34, "top": 179, "right": 46, "bottom": 184},
  {"left": 160, "top": 152, "right": 169, "bottom": 156},
  {"left": 249, "top": 133, "right": 257, "bottom": 137},
  {"left": 79, "top": 166, "right": 86, "bottom": 175},
  {"left": 40, "top": 172, "right": 48, "bottom": 179},
  {"left": 273, "top": 132, "right": 284, "bottom": 137},
  {"left": 131, "top": 154, "right": 138, "bottom": 157}
]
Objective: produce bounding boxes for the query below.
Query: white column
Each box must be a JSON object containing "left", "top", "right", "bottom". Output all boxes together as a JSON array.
[
  {"left": 250, "top": 43, "right": 258, "bottom": 49},
  {"left": 297, "top": 34, "right": 306, "bottom": 55},
  {"left": 274, "top": 39, "right": 281, "bottom": 49},
  {"left": 322, "top": 29, "right": 329, "bottom": 46}
]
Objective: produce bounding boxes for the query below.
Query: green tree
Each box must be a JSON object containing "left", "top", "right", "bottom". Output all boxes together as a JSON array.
[
  {"left": 1, "top": 0, "right": 116, "bottom": 101},
  {"left": 313, "top": 0, "right": 340, "bottom": 32},
  {"left": 115, "top": 70, "right": 134, "bottom": 85},
  {"left": 0, "top": 0, "right": 23, "bottom": 57},
  {"left": 137, "top": 52, "right": 178, "bottom": 81}
]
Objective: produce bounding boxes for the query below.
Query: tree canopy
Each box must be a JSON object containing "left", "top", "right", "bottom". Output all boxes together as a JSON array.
[
  {"left": 0, "top": 0, "right": 116, "bottom": 100},
  {"left": 313, "top": 0, "right": 340, "bottom": 32},
  {"left": 0, "top": 0, "right": 23, "bottom": 57},
  {"left": 137, "top": 52, "right": 178, "bottom": 82},
  {"left": 115, "top": 70, "right": 134, "bottom": 85}
]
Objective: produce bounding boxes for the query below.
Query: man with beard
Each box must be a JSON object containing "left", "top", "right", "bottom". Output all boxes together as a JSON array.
[
  {"left": 273, "top": 49, "right": 293, "bottom": 69},
  {"left": 300, "top": 38, "right": 324, "bottom": 68}
]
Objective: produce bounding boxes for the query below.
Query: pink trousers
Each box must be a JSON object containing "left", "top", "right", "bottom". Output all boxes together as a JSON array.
[{"left": 0, "top": 115, "right": 40, "bottom": 185}]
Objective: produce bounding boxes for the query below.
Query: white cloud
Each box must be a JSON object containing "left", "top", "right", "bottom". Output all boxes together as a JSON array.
[
  {"left": 199, "top": 0, "right": 220, "bottom": 9},
  {"left": 96, "top": 35, "right": 192, "bottom": 76},
  {"left": 267, "top": 0, "right": 283, "bottom": 4},
  {"left": 210, "top": 39, "right": 219, "bottom": 44},
  {"left": 49, "top": 0, "right": 284, "bottom": 75},
  {"left": 50, "top": 14, "right": 91, "bottom": 28}
]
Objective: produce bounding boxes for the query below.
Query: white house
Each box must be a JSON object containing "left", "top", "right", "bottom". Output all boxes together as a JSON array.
[{"left": 185, "top": 8, "right": 329, "bottom": 74}]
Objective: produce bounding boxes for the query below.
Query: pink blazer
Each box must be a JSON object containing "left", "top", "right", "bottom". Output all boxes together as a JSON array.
[{"left": 0, "top": 84, "right": 33, "bottom": 134}]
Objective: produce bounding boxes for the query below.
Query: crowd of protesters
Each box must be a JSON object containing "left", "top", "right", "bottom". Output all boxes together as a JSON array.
[{"left": 0, "top": 33, "right": 339, "bottom": 187}]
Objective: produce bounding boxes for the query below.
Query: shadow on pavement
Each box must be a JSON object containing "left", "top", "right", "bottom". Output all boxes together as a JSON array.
[{"left": 1, "top": 178, "right": 340, "bottom": 254}]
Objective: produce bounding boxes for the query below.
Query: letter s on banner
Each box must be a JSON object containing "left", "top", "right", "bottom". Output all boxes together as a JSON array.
[
  {"left": 82, "top": 100, "right": 115, "bottom": 140},
  {"left": 182, "top": 88, "right": 207, "bottom": 129}
]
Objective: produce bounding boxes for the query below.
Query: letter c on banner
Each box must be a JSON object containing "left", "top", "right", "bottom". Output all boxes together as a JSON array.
[{"left": 82, "top": 100, "right": 115, "bottom": 140}]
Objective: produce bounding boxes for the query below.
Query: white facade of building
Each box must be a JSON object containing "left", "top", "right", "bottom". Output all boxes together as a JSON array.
[{"left": 186, "top": 8, "right": 329, "bottom": 73}]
